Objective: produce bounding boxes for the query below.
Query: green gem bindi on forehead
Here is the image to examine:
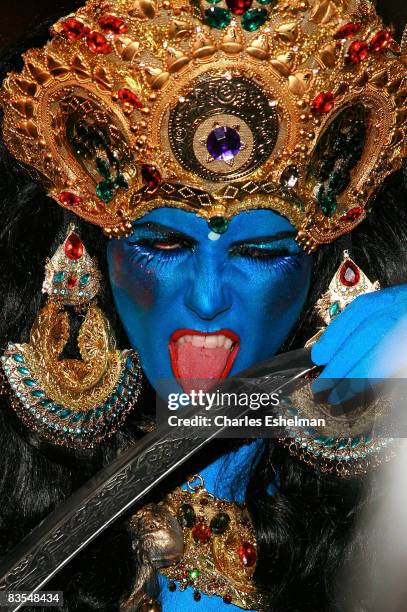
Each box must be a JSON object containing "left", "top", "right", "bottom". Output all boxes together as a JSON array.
[{"left": 208, "top": 216, "right": 229, "bottom": 235}]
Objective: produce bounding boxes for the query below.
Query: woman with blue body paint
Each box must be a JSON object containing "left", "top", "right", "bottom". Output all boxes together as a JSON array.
[{"left": 0, "top": 0, "right": 406, "bottom": 611}]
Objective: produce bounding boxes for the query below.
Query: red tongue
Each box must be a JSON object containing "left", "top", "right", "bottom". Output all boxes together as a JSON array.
[{"left": 173, "top": 342, "right": 231, "bottom": 393}]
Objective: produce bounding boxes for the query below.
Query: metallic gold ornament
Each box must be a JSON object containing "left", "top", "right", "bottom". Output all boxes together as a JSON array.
[
  {"left": 0, "top": 0, "right": 405, "bottom": 250},
  {"left": 0, "top": 228, "right": 141, "bottom": 448}
]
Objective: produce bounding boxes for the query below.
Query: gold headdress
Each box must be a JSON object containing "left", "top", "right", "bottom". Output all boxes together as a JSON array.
[{"left": 1, "top": 0, "right": 406, "bottom": 250}]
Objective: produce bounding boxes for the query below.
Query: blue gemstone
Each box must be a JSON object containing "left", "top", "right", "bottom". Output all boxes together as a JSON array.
[
  {"left": 72, "top": 412, "right": 84, "bottom": 422},
  {"left": 23, "top": 378, "right": 37, "bottom": 387},
  {"left": 31, "top": 389, "right": 45, "bottom": 398},
  {"left": 17, "top": 367, "right": 30, "bottom": 376},
  {"left": 95, "top": 407, "right": 103, "bottom": 418},
  {"left": 59, "top": 409, "right": 71, "bottom": 419},
  {"left": 125, "top": 356, "right": 135, "bottom": 371},
  {"left": 40, "top": 399, "right": 53, "bottom": 408},
  {"left": 53, "top": 271, "right": 65, "bottom": 284},
  {"left": 12, "top": 353, "right": 25, "bottom": 363},
  {"left": 83, "top": 410, "right": 94, "bottom": 422},
  {"left": 51, "top": 404, "right": 62, "bottom": 413},
  {"left": 351, "top": 436, "right": 361, "bottom": 448},
  {"left": 79, "top": 273, "right": 91, "bottom": 287},
  {"left": 206, "top": 126, "right": 241, "bottom": 163}
]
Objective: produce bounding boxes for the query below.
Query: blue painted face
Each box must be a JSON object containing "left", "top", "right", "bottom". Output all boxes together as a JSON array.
[{"left": 107, "top": 208, "right": 313, "bottom": 394}]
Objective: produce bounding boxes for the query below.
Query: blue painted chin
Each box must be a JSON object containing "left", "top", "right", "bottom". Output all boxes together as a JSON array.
[{"left": 107, "top": 207, "right": 313, "bottom": 396}]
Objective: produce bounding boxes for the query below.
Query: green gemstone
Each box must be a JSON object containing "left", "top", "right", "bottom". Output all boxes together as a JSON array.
[
  {"left": 207, "top": 0, "right": 221, "bottom": 3},
  {"left": 242, "top": 8, "right": 268, "bottom": 31},
  {"left": 328, "top": 301, "right": 341, "bottom": 318},
  {"left": 79, "top": 273, "right": 91, "bottom": 287},
  {"left": 96, "top": 157, "right": 111, "bottom": 180},
  {"left": 188, "top": 568, "right": 201, "bottom": 580},
  {"left": 96, "top": 180, "right": 115, "bottom": 203},
  {"left": 115, "top": 173, "right": 129, "bottom": 189},
  {"left": 83, "top": 409, "right": 94, "bottom": 422},
  {"left": 318, "top": 187, "right": 337, "bottom": 217},
  {"left": 53, "top": 271, "right": 65, "bottom": 284},
  {"left": 323, "top": 437, "right": 336, "bottom": 449},
  {"left": 337, "top": 438, "right": 348, "bottom": 450},
  {"left": 177, "top": 503, "right": 196, "bottom": 528},
  {"left": 314, "top": 436, "right": 327, "bottom": 445},
  {"left": 257, "top": 0, "right": 275, "bottom": 4},
  {"left": 208, "top": 216, "right": 229, "bottom": 234},
  {"left": 205, "top": 7, "right": 231, "bottom": 29},
  {"left": 210, "top": 512, "right": 230, "bottom": 535}
]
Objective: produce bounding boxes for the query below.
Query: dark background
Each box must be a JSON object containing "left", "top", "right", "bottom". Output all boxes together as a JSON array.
[{"left": 0, "top": 0, "right": 406, "bottom": 52}]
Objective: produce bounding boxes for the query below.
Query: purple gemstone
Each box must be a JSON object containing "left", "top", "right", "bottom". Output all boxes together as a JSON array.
[{"left": 206, "top": 126, "right": 241, "bottom": 163}]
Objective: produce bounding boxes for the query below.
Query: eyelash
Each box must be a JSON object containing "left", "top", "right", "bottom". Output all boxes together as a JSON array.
[{"left": 126, "top": 237, "right": 301, "bottom": 267}]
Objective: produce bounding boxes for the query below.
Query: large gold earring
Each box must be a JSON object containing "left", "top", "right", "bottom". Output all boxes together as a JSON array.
[
  {"left": 1, "top": 225, "right": 141, "bottom": 449},
  {"left": 305, "top": 249, "right": 380, "bottom": 347}
]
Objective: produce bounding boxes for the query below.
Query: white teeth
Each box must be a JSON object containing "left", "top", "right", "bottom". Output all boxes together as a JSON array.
[
  {"left": 176, "top": 333, "right": 235, "bottom": 350},
  {"left": 224, "top": 338, "right": 233, "bottom": 350},
  {"left": 204, "top": 336, "right": 218, "bottom": 349}
]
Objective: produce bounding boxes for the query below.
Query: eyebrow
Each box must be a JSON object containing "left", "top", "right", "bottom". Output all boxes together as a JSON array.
[
  {"left": 230, "top": 230, "right": 297, "bottom": 246},
  {"left": 130, "top": 221, "right": 195, "bottom": 240}
]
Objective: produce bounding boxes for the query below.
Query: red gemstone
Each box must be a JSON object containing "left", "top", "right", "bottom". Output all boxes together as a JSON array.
[
  {"left": 118, "top": 88, "right": 143, "bottom": 109},
  {"left": 311, "top": 91, "right": 335, "bottom": 114},
  {"left": 225, "top": 0, "right": 253, "bottom": 16},
  {"left": 61, "top": 18, "right": 90, "bottom": 41},
  {"left": 345, "top": 40, "right": 369, "bottom": 65},
  {"left": 86, "top": 31, "right": 112, "bottom": 54},
  {"left": 333, "top": 22, "right": 362, "bottom": 40},
  {"left": 99, "top": 15, "right": 128, "bottom": 35},
  {"left": 64, "top": 233, "right": 84, "bottom": 261},
  {"left": 58, "top": 191, "right": 82, "bottom": 207},
  {"left": 340, "top": 207, "right": 363, "bottom": 222},
  {"left": 67, "top": 275, "right": 78, "bottom": 288},
  {"left": 141, "top": 164, "right": 162, "bottom": 187},
  {"left": 238, "top": 542, "right": 257, "bottom": 567},
  {"left": 339, "top": 260, "right": 360, "bottom": 287},
  {"left": 223, "top": 594, "right": 233, "bottom": 604},
  {"left": 369, "top": 30, "right": 392, "bottom": 53},
  {"left": 192, "top": 522, "right": 212, "bottom": 544}
]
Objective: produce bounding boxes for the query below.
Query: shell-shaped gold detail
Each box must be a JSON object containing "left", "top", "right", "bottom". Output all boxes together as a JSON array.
[
  {"left": 246, "top": 33, "right": 270, "bottom": 60},
  {"left": 191, "top": 30, "right": 216, "bottom": 59},
  {"left": 168, "top": 18, "right": 192, "bottom": 39},
  {"left": 165, "top": 47, "right": 190, "bottom": 73},
  {"left": 47, "top": 55, "right": 70, "bottom": 79},
  {"left": 129, "top": 0, "right": 158, "bottom": 19},
  {"left": 276, "top": 22, "right": 298, "bottom": 43},
  {"left": 115, "top": 37, "right": 141, "bottom": 62},
  {"left": 270, "top": 52, "right": 296, "bottom": 77},
  {"left": 27, "top": 62, "right": 51, "bottom": 86},
  {"left": 309, "top": 0, "right": 339, "bottom": 25},
  {"left": 219, "top": 26, "right": 244, "bottom": 55},
  {"left": 144, "top": 65, "right": 170, "bottom": 89},
  {"left": 288, "top": 70, "right": 314, "bottom": 96},
  {"left": 319, "top": 44, "right": 337, "bottom": 68}
]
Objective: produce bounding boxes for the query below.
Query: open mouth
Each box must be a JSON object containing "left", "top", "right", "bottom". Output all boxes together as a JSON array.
[{"left": 169, "top": 329, "right": 240, "bottom": 393}]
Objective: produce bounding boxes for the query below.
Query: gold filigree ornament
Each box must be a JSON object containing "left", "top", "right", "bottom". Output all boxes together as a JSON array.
[
  {"left": 0, "top": 0, "right": 405, "bottom": 251},
  {"left": 156, "top": 475, "right": 271, "bottom": 610},
  {"left": 0, "top": 227, "right": 141, "bottom": 449}
]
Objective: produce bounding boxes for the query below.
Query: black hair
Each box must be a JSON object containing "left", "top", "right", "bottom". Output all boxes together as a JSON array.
[{"left": 0, "top": 5, "right": 407, "bottom": 612}]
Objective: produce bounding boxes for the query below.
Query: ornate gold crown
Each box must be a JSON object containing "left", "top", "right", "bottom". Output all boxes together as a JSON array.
[{"left": 1, "top": 0, "right": 406, "bottom": 250}]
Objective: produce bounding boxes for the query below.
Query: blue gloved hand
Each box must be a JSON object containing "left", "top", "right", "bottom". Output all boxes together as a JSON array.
[{"left": 311, "top": 284, "right": 407, "bottom": 404}]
